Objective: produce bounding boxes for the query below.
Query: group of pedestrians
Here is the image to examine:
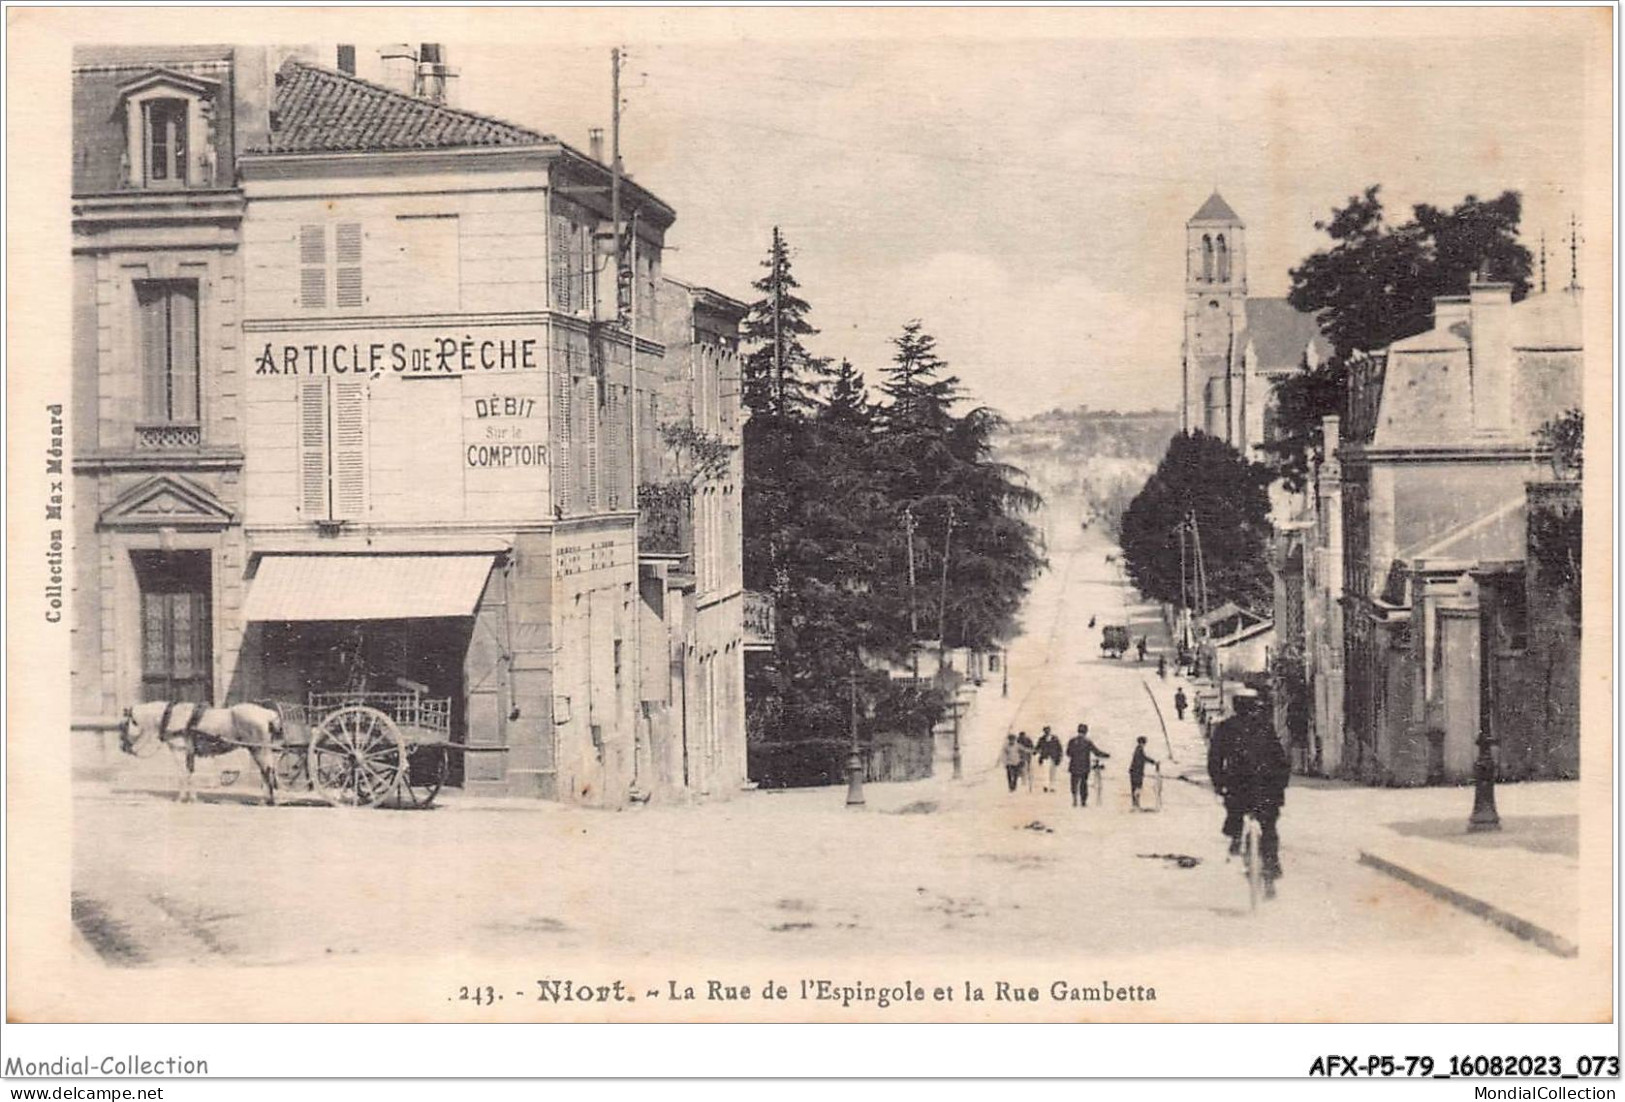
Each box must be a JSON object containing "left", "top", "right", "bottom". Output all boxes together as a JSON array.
[{"left": 1001, "top": 724, "right": 1161, "bottom": 810}]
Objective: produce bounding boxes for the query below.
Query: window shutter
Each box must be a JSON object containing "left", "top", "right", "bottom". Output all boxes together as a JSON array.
[
  {"left": 169, "top": 282, "right": 200, "bottom": 422},
  {"left": 603, "top": 384, "right": 621, "bottom": 510},
  {"left": 299, "top": 224, "right": 326, "bottom": 308},
  {"left": 335, "top": 222, "right": 363, "bottom": 308},
  {"left": 584, "top": 376, "right": 600, "bottom": 510},
  {"left": 553, "top": 360, "right": 572, "bottom": 515},
  {"left": 331, "top": 377, "right": 368, "bottom": 519},
  {"left": 136, "top": 283, "right": 169, "bottom": 419},
  {"left": 298, "top": 378, "right": 329, "bottom": 516},
  {"left": 550, "top": 213, "right": 572, "bottom": 312}
]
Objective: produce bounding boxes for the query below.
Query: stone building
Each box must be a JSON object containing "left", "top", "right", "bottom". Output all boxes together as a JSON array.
[
  {"left": 70, "top": 46, "right": 266, "bottom": 721},
  {"left": 1475, "top": 479, "right": 1581, "bottom": 782},
  {"left": 71, "top": 44, "right": 741, "bottom": 807},
  {"left": 1180, "top": 192, "right": 1330, "bottom": 456},
  {"left": 1338, "top": 281, "right": 1582, "bottom": 784},
  {"left": 640, "top": 278, "right": 749, "bottom": 798},
  {"left": 1276, "top": 413, "right": 1347, "bottom": 776}
]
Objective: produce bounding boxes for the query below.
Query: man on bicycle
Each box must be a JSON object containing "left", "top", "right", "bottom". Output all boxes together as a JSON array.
[{"left": 1207, "top": 691, "right": 1290, "bottom": 890}]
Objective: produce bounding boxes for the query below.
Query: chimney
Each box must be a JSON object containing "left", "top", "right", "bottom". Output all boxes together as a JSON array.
[
  {"left": 589, "top": 127, "right": 605, "bottom": 163},
  {"left": 1432, "top": 295, "right": 1470, "bottom": 335},
  {"left": 415, "top": 43, "right": 456, "bottom": 104},
  {"left": 336, "top": 44, "right": 356, "bottom": 76},
  {"left": 1468, "top": 281, "right": 1515, "bottom": 436},
  {"left": 378, "top": 44, "right": 416, "bottom": 94}
]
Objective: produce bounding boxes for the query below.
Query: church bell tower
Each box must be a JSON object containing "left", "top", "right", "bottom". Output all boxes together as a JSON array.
[{"left": 1182, "top": 192, "right": 1248, "bottom": 443}]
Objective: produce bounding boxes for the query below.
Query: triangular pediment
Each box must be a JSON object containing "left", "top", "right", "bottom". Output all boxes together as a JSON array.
[
  {"left": 117, "top": 68, "right": 219, "bottom": 104},
  {"left": 101, "top": 474, "right": 234, "bottom": 529}
]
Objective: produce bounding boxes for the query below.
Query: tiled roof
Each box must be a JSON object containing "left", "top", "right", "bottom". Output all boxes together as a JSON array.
[
  {"left": 1190, "top": 191, "right": 1242, "bottom": 224},
  {"left": 263, "top": 58, "right": 552, "bottom": 154},
  {"left": 1241, "top": 298, "right": 1329, "bottom": 371}
]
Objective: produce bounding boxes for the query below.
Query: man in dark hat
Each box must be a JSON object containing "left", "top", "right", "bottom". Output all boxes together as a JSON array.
[
  {"left": 1065, "top": 723, "right": 1110, "bottom": 808},
  {"left": 1207, "top": 692, "right": 1290, "bottom": 893}
]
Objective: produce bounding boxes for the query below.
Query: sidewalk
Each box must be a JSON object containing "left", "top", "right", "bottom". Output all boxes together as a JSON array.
[{"left": 1347, "top": 781, "right": 1580, "bottom": 957}]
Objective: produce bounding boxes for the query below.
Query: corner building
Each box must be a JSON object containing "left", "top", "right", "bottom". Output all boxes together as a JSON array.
[
  {"left": 232, "top": 55, "right": 672, "bottom": 803},
  {"left": 70, "top": 46, "right": 262, "bottom": 723}
]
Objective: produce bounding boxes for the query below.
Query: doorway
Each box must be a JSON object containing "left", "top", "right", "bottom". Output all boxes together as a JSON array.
[{"left": 133, "top": 550, "right": 212, "bottom": 703}]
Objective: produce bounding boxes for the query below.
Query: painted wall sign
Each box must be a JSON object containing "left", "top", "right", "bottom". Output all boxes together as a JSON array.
[{"left": 252, "top": 333, "right": 540, "bottom": 377}]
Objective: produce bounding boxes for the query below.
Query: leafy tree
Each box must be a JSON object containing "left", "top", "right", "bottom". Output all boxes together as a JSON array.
[
  {"left": 870, "top": 322, "right": 1044, "bottom": 653},
  {"left": 1536, "top": 408, "right": 1583, "bottom": 479},
  {"left": 1265, "top": 187, "right": 1535, "bottom": 488},
  {"left": 1119, "top": 431, "right": 1274, "bottom": 614}
]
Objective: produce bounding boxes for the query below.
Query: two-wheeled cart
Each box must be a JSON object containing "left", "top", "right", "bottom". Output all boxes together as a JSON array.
[{"left": 270, "top": 690, "right": 458, "bottom": 809}]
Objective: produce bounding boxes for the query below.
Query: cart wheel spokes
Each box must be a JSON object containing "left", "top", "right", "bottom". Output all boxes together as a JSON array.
[
  {"left": 400, "top": 745, "right": 449, "bottom": 809},
  {"left": 274, "top": 744, "right": 309, "bottom": 789},
  {"left": 310, "top": 705, "right": 405, "bottom": 808}
]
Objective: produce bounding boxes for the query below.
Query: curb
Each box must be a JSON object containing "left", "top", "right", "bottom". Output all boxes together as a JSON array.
[{"left": 1357, "top": 850, "right": 1578, "bottom": 959}]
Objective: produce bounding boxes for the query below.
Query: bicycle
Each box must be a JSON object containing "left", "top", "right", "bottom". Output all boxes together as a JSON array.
[
  {"left": 1239, "top": 812, "right": 1267, "bottom": 912},
  {"left": 1090, "top": 761, "right": 1105, "bottom": 806}
]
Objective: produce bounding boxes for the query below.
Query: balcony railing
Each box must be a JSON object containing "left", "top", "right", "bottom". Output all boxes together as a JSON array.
[{"left": 135, "top": 422, "right": 202, "bottom": 450}]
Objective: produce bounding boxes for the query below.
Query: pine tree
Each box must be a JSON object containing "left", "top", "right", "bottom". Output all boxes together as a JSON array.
[{"left": 740, "top": 227, "right": 831, "bottom": 420}]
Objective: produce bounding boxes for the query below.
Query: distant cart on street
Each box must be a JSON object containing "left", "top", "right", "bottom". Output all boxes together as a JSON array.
[{"left": 1100, "top": 624, "right": 1131, "bottom": 659}]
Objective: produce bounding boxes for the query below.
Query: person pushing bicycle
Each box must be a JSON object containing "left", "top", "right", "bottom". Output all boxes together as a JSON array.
[{"left": 1206, "top": 691, "right": 1290, "bottom": 892}]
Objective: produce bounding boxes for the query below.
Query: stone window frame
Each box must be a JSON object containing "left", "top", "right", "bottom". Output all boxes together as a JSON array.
[{"left": 117, "top": 70, "right": 219, "bottom": 190}]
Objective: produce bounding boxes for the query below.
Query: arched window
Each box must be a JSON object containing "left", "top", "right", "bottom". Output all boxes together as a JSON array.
[
  {"left": 1217, "top": 234, "right": 1231, "bottom": 282},
  {"left": 1201, "top": 235, "right": 1214, "bottom": 282}
]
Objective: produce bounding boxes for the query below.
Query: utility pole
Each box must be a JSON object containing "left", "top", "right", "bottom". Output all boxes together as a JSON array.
[
  {"left": 904, "top": 506, "right": 918, "bottom": 680},
  {"left": 1539, "top": 231, "right": 1548, "bottom": 295},
  {"left": 1569, "top": 213, "right": 1581, "bottom": 290},
  {"left": 939, "top": 503, "right": 959, "bottom": 780},
  {"left": 610, "top": 45, "right": 645, "bottom": 795},
  {"left": 846, "top": 660, "right": 865, "bottom": 807},
  {"left": 610, "top": 48, "right": 623, "bottom": 321}
]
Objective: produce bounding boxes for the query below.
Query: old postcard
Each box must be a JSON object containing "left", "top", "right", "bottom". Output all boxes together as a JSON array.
[{"left": 4, "top": 4, "right": 1615, "bottom": 1047}]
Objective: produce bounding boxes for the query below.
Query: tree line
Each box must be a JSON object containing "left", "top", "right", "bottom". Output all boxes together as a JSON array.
[{"left": 739, "top": 228, "right": 1045, "bottom": 785}]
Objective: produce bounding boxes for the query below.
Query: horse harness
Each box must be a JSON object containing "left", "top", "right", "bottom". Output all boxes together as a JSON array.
[{"left": 155, "top": 701, "right": 233, "bottom": 756}]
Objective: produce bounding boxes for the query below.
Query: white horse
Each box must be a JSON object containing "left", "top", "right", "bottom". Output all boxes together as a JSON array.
[{"left": 118, "top": 701, "right": 284, "bottom": 805}]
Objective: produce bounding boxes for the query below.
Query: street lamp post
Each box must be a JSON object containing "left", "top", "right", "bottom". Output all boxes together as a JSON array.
[
  {"left": 1468, "top": 601, "right": 1501, "bottom": 832},
  {"left": 1467, "top": 732, "right": 1501, "bottom": 832},
  {"left": 1001, "top": 647, "right": 1009, "bottom": 698},
  {"left": 845, "top": 663, "right": 865, "bottom": 807}
]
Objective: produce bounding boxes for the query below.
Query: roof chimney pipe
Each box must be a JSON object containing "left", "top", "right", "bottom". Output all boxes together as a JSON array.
[
  {"left": 336, "top": 44, "right": 356, "bottom": 76},
  {"left": 589, "top": 127, "right": 605, "bottom": 162},
  {"left": 416, "top": 42, "right": 456, "bottom": 104}
]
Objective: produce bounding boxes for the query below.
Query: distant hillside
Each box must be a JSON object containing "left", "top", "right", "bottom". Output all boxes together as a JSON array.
[{"left": 995, "top": 407, "right": 1179, "bottom": 536}]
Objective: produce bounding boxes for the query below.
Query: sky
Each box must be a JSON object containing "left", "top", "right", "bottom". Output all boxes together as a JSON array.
[{"left": 415, "top": 17, "right": 1596, "bottom": 421}]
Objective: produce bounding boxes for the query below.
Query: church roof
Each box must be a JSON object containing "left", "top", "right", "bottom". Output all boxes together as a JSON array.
[
  {"left": 1241, "top": 298, "right": 1329, "bottom": 372},
  {"left": 1190, "top": 191, "right": 1242, "bottom": 225},
  {"left": 260, "top": 58, "right": 553, "bottom": 154}
]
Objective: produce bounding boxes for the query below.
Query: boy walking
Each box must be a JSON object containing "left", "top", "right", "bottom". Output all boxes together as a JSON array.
[
  {"left": 1034, "top": 727, "right": 1064, "bottom": 792},
  {"left": 1129, "top": 736, "right": 1158, "bottom": 810},
  {"left": 1001, "top": 734, "right": 1025, "bottom": 793}
]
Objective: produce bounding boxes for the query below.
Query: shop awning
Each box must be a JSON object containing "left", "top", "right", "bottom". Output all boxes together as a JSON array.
[{"left": 243, "top": 554, "right": 496, "bottom": 622}]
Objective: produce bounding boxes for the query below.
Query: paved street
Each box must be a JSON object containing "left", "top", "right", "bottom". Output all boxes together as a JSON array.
[{"left": 74, "top": 525, "right": 1583, "bottom": 1000}]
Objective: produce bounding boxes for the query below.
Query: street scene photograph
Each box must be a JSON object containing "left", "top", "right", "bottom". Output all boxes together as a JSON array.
[{"left": 5, "top": 4, "right": 1614, "bottom": 1050}]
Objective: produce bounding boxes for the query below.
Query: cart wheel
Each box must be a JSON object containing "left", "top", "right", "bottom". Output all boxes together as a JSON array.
[
  {"left": 310, "top": 705, "right": 405, "bottom": 808},
  {"left": 400, "top": 745, "right": 449, "bottom": 809},
  {"left": 274, "top": 744, "right": 309, "bottom": 790}
]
